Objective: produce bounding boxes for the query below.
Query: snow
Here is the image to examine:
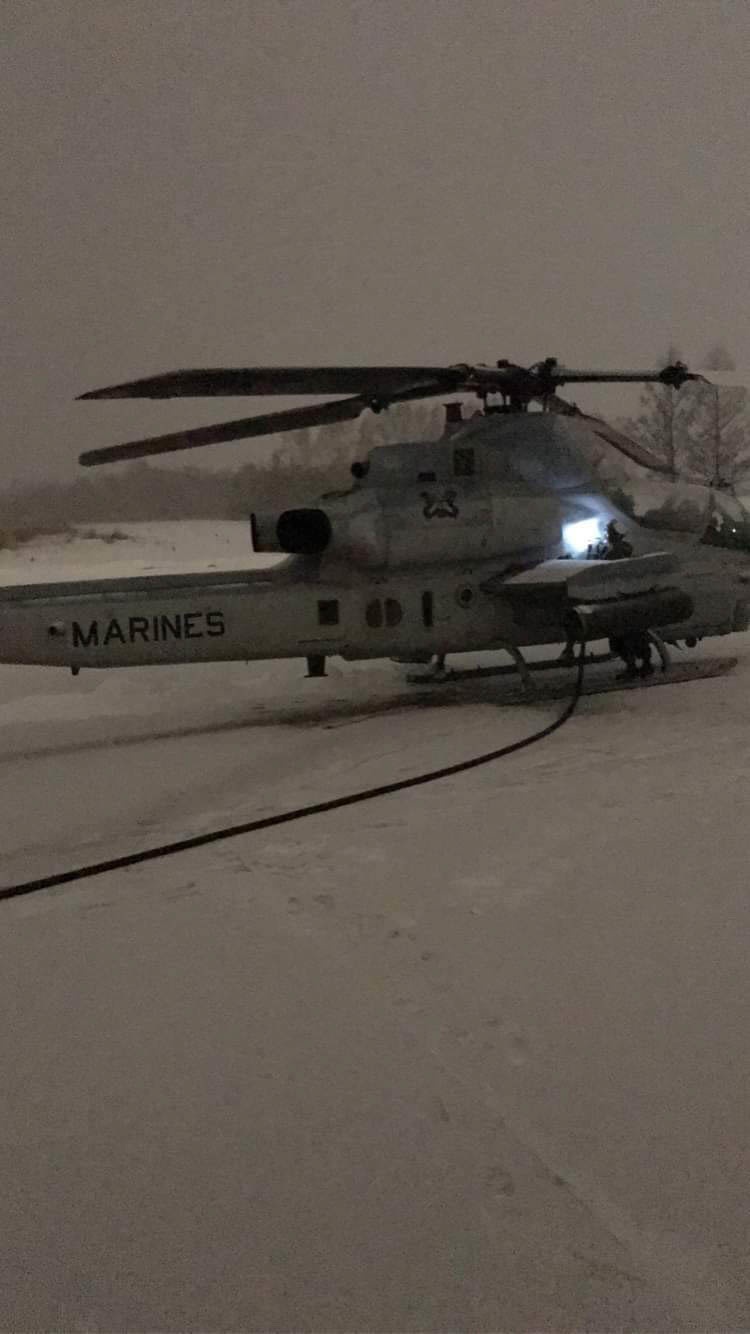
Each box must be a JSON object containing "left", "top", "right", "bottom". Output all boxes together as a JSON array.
[
  {"left": 2, "top": 521, "right": 750, "bottom": 1329},
  {"left": 0, "top": 519, "right": 284, "bottom": 584}
]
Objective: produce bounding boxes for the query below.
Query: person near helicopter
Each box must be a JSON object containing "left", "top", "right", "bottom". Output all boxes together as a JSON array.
[
  {"left": 602, "top": 520, "right": 633, "bottom": 560},
  {"left": 601, "top": 522, "right": 654, "bottom": 678},
  {"left": 560, "top": 520, "right": 653, "bottom": 677}
]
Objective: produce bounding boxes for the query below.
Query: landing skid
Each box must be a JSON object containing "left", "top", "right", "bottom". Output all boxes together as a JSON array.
[
  {"left": 406, "top": 649, "right": 614, "bottom": 686},
  {"left": 491, "top": 654, "right": 737, "bottom": 706},
  {"left": 406, "top": 653, "right": 737, "bottom": 705},
  {"left": 565, "top": 654, "right": 738, "bottom": 701}
]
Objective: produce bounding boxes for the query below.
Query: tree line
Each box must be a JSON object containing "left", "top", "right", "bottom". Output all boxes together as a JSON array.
[{"left": 618, "top": 342, "right": 749, "bottom": 489}]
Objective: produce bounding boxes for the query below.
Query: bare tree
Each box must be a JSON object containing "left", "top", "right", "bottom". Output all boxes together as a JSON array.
[
  {"left": 683, "top": 343, "right": 749, "bottom": 489},
  {"left": 620, "top": 343, "right": 694, "bottom": 479}
]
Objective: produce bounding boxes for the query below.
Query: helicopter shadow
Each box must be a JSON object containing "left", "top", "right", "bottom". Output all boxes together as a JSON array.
[{"left": 0, "top": 677, "right": 510, "bottom": 766}]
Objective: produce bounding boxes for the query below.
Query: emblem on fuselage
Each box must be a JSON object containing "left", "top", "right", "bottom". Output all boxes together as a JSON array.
[{"left": 421, "top": 488, "right": 459, "bottom": 519}]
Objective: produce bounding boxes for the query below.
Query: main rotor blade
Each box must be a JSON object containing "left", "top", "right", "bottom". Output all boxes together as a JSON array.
[
  {"left": 79, "top": 360, "right": 706, "bottom": 404},
  {"left": 79, "top": 366, "right": 461, "bottom": 399},
  {"left": 697, "top": 369, "right": 750, "bottom": 387},
  {"left": 541, "top": 365, "right": 700, "bottom": 389},
  {"left": 78, "top": 396, "right": 368, "bottom": 467},
  {"left": 578, "top": 414, "right": 675, "bottom": 475},
  {"left": 541, "top": 393, "right": 675, "bottom": 472},
  {"left": 539, "top": 393, "right": 579, "bottom": 415},
  {"left": 467, "top": 360, "right": 700, "bottom": 395}
]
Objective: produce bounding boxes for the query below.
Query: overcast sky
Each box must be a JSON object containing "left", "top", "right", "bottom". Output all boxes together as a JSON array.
[{"left": 3, "top": 0, "right": 748, "bottom": 484}]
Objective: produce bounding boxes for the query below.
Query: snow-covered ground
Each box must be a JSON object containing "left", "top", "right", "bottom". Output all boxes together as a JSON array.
[
  {"left": 0, "top": 518, "right": 283, "bottom": 583},
  {"left": 3, "top": 521, "right": 750, "bottom": 1330}
]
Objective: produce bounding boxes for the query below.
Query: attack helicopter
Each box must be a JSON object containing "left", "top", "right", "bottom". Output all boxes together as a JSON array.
[{"left": 1, "top": 357, "right": 749, "bottom": 693}]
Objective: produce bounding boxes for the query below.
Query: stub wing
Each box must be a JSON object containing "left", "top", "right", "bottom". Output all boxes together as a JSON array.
[
  {"left": 483, "top": 552, "right": 693, "bottom": 644},
  {"left": 484, "top": 551, "right": 684, "bottom": 621},
  {"left": 485, "top": 552, "right": 680, "bottom": 599}
]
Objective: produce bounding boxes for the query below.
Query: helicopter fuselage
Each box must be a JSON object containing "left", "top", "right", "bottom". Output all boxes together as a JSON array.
[
  {"left": 0, "top": 556, "right": 569, "bottom": 671},
  {"left": 1, "top": 542, "right": 748, "bottom": 675},
  {"left": 2, "top": 411, "right": 750, "bottom": 673}
]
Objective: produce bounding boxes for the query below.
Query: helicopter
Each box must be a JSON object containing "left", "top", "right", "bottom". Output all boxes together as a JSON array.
[{"left": 1, "top": 357, "right": 748, "bottom": 692}]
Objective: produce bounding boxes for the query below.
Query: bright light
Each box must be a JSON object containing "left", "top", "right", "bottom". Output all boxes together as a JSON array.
[{"left": 563, "top": 517, "right": 601, "bottom": 555}]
